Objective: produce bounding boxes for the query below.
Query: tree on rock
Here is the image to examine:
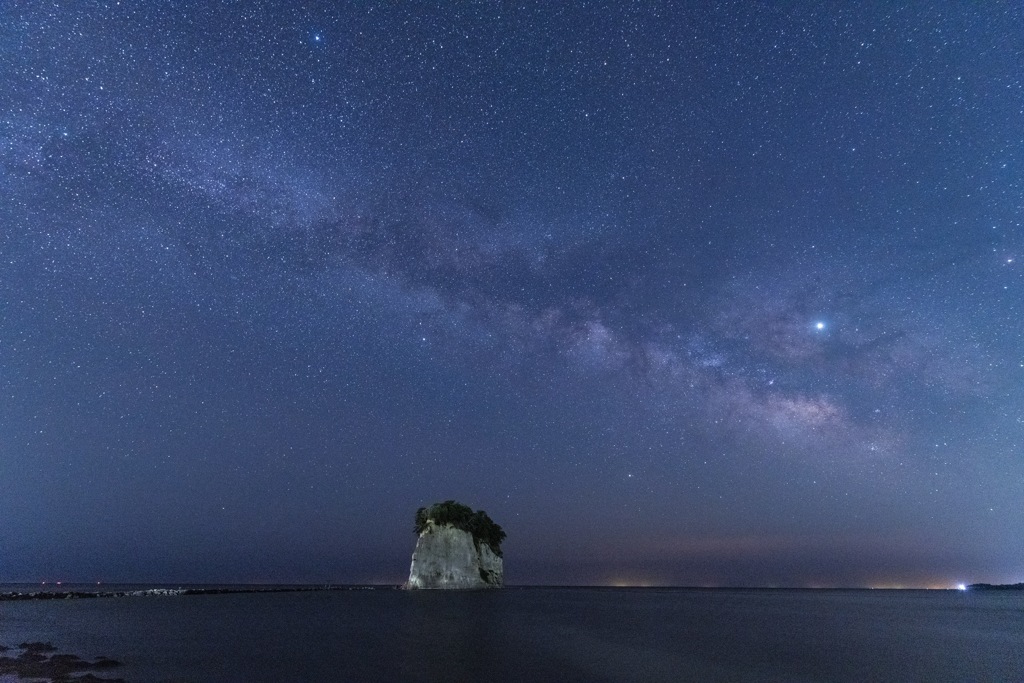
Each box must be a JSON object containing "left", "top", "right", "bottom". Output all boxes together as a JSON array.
[{"left": 413, "top": 500, "right": 506, "bottom": 556}]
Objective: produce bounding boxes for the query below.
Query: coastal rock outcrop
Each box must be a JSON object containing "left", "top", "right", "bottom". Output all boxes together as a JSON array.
[{"left": 405, "top": 501, "right": 505, "bottom": 589}]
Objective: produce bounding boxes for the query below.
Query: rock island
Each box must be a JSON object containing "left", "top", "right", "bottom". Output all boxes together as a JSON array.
[{"left": 405, "top": 500, "right": 505, "bottom": 589}]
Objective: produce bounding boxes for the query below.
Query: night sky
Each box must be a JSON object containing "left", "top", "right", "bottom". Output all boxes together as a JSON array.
[{"left": 2, "top": 2, "right": 1022, "bottom": 588}]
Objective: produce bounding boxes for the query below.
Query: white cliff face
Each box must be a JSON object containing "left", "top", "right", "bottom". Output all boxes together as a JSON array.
[
  {"left": 405, "top": 522, "right": 504, "bottom": 589},
  {"left": 476, "top": 542, "right": 502, "bottom": 586}
]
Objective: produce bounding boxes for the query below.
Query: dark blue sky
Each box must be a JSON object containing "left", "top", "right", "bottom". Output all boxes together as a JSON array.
[{"left": 2, "top": 2, "right": 1022, "bottom": 587}]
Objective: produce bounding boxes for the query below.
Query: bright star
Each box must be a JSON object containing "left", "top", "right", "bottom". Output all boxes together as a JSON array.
[{"left": 815, "top": 322, "right": 825, "bottom": 331}]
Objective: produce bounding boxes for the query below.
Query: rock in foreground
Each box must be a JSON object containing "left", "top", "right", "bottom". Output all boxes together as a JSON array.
[{"left": 405, "top": 501, "right": 505, "bottom": 589}]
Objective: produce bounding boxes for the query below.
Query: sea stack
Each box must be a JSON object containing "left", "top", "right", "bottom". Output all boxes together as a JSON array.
[{"left": 405, "top": 500, "right": 505, "bottom": 589}]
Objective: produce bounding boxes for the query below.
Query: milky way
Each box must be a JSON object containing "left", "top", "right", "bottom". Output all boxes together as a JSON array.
[{"left": 1, "top": 3, "right": 1022, "bottom": 586}]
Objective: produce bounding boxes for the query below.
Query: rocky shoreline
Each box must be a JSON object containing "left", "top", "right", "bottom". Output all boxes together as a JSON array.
[
  {"left": 0, "top": 641, "right": 123, "bottom": 682},
  {"left": 0, "top": 585, "right": 389, "bottom": 602}
]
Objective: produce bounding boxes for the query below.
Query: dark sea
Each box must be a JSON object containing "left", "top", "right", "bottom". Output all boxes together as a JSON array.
[{"left": 1, "top": 585, "right": 1022, "bottom": 682}]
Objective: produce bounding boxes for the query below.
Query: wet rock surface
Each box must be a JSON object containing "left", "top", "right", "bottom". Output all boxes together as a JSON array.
[{"left": 0, "top": 641, "right": 123, "bottom": 682}]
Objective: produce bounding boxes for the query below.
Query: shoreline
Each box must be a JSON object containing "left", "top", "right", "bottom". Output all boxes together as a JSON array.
[
  {"left": 0, "top": 583, "right": 989, "bottom": 602},
  {"left": 0, "top": 585, "right": 392, "bottom": 602}
]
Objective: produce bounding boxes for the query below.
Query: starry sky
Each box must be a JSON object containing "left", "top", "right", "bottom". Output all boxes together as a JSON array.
[{"left": 2, "top": 2, "right": 1022, "bottom": 588}]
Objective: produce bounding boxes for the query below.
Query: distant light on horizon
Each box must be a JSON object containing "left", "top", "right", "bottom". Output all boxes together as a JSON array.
[{"left": 957, "top": 583, "right": 967, "bottom": 591}]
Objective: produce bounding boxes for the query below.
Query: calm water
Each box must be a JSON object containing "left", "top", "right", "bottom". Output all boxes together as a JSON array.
[{"left": 1, "top": 587, "right": 1022, "bottom": 682}]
